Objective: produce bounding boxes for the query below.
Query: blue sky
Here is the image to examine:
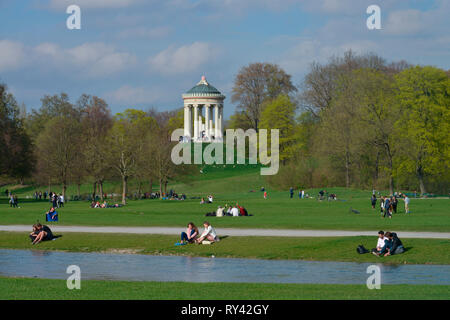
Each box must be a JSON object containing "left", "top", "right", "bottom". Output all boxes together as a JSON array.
[{"left": 0, "top": 0, "right": 448, "bottom": 118}]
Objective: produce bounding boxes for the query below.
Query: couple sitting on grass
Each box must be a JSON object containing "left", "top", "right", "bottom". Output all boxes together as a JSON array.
[
  {"left": 372, "top": 230, "right": 405, "bottom": 256},
  {"left": 29, "top": 223, "right": 55, "bottom": 245},
  {"left": 179, "top": 221, "right": 220, "bottom": 245}
]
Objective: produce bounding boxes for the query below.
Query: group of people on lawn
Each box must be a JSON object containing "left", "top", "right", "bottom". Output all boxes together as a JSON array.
[
  {"left": 90, "top": 201, "right": 123, "bottom": 208},
  {"left": 371, "top": 192, "right": 410, "bottom": 218}
]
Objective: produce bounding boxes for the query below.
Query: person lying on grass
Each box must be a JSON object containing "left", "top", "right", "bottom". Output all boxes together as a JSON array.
[
  {"left": 376, "top": 232, "right": 405, "bottom": 257},
  {"left": 180, "top": 222, "right": 199, "bottom": 244},
  {"left": 29, "top": 223, "right": 54, "bottom": 245},
  {"left": 195, "top": 221, "right": 219, "bottom": 244}
]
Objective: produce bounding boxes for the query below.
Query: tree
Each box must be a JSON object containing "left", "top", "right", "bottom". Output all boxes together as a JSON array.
[
  {"left": 394, "top": 66, "right": 450, "bottom": 194},
  {"left": 259, "top": 94, "right": 297, "bottom": 163},
  {"left": 350, "top": 69, "right": 398, "bottom": 194},
  {"left": 36, "top": 114, "right": 83, "bottom": 199},
  {"left": 80, "top": 95, "right": 113, "bottom": 200},
  {"left": 232, "top": 62, "right": 296, "bottom": 131},
  {"left": 299, "top": 50, "right": 387, "bottom": 117},
  {"left": 0, "top": 84, "right": 34, "bottom": 182}
]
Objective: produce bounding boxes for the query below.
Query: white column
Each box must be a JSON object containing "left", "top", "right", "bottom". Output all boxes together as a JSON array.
[
  {"left": 184, "top": 105, "right": 189, "bottom": 140},
  {"left": 193, "top": 104, "right": 199, "bottom": 141},
  {"left": 204, "top": 105, "right": 210, "bottom": 140},
  {"left": 218, "top": 104, "right": 223, "bottom": 140},
  {"left": 209, "top": 105, "right": 213, "bottom": 139},
  {"left": 198, "top": 105, "right": 203, "bottom": 140},
  {"left": 214, "top": 104, "right": 219, "bottom": 140},
  {"left": 188, "top": 106, "right": 193, "bottom": 139}
]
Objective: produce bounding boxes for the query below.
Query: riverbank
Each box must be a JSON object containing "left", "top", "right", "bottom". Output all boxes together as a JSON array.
[{"left": 1, "top": 232, "right": 449, "bottom": 265}]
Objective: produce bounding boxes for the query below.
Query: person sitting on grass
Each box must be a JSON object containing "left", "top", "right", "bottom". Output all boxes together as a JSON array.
[
  {"left": 30, "top": 223, "right": 54, "bottom": 245},
  {"left": 45, "top": 207, "right": 58, "bottom": 222},
  {"left": 376, "top": 232, "right": 405, "bottom": 256},
  {"left": 180, "top": 222, "right": 199, "bottom": 244},
  {"left": 371, "top": 230, "right": 388, "bottom": 255},
  {"left": 231, "top": 205, "right": 239, "bottom": 217},
  {"left": 196, "top": 221, "right": 219, "bottom": 244}
]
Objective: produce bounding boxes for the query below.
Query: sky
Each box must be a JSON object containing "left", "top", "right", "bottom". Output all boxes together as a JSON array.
[{"left": 0, "top": 0, "right": 449, "bottom": 119}]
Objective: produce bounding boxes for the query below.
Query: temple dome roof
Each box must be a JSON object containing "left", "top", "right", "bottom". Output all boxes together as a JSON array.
[{"left": 183, "top": 76, "right": 225, "bottom": 99}]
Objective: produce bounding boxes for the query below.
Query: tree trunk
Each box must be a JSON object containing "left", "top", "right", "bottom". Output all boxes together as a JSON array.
[
  {"left": 138, "top": 180, "right": 142, "bottom": 199},
  {"left": 99, "top": 180, "right": 104, "bottom": 201},
  {"left": 92, "top": 181, "right": 97, "bottom": 200},
  {"left": 149, "top": 178, "right": 153, "bottom": 194},
  {"left": 122, "top": 176, "right": 128, "bottom": 205},
  {"left": 345, "top": 151, "right": 350, "bottom": 188},
  {"left": 417, "top": 165, "right": 426, "bottom": 195},
  {"left": 159, "top": 178, "right": 163, "bottom": 199},
  {"left": 373, "top": 150, "right": 380, "bottom": 189},
  {"left": 62, "top": 181, "right": 67, "bottom": 201},
  {"left": 164, "top": 180, "right": 168, "bottom": 196},
  {"left": 384, "top": 143, "right": 394, "bottom": 196},
  {"left": 77, "top": 184, "right": 81, "bottom": 197}
]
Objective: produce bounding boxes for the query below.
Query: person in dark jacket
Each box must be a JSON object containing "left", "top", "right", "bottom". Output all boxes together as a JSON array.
[{"left": 378, "top": 232, "right": 404, "bottom": 256}]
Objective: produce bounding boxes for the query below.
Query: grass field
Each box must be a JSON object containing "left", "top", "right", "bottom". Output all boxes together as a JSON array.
[
  {"left": 1, "top": 190, "right": 449, "bottom": 232},
  {"left": 1, "top": 277, "right": 448, "bottom": 300},
  {"left": 1, "top": 167, "right": 449, "bottom": 300},
  {"left": 1, "top": 232, "right": 449, "bottom": 264},
  {"left": 2, "top": 166, "right": 449, "bottom": 232}
]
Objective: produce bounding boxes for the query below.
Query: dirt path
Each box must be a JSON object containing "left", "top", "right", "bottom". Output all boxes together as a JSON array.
[{"left": 1, "top": 225, "right": 449, "bottom": 239}]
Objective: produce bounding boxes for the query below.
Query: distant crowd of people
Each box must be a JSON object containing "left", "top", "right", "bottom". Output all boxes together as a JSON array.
[
  {"left": 90, "top": 201, "right": 123, "bottom": 208},
  {"left": 371, "top": 191, "right": 410, "bottom": 218}
]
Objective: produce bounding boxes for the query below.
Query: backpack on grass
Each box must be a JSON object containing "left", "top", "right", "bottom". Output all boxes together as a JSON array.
[{"left": 357, "top": 244, "right": 369, "bottom": 254}]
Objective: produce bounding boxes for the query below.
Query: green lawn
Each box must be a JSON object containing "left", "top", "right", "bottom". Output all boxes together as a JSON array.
[
  {"left": 1, "top": 277, "right": 448, "bottom": 300},
  {"left": 2, "top": 166, "right": 449, "bottom": 232},
  {"left": 1, "top": 190, "right": 449, "bottom": 232},
  {"left": 1, "top": 232, "right": 449, "bottom": 264}
]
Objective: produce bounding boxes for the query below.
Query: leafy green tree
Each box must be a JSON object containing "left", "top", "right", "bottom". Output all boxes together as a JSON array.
[
  {"left": 259, "top": 94, "right": 297, "bottom": 163},
  {"left": 0, "top": 84, "right": 34, "bottom": 183},
  {"left": 394, "top": 66, "right": 450, "bottom": 194}
]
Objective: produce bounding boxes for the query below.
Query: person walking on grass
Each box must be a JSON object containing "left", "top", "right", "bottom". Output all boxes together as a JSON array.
[
  {"left": 383, "top": 196, "right": 391, "bottom": 218},
  {"left": 371, "top": 194, "right": 377, "bottom": 209},
  {"left": 289, "top": 187, "right": 294, "bottom": 199},
  {"left": 403, "top": 195, "right": 410, "bottom": 214},
  {"left": 264, "top": 191, "right": 267, "bottom": 199}
]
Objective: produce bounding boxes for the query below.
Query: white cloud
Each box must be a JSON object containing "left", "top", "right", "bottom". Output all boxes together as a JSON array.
[
  {"left": 0, "top": 40, "right": 26, "bottom": 72},
  {"left": 117, "top": 26, "right": 171, "bottom": 39},
  {"left": 104, "top": 85, "right": 167, "bottom": 105},
  {"left": 148, "top": 42, "right": 219, "bottom": 75},
  {"left": 384, "top": 9, "right": 424, "bottom": 35},
  {"left": 279, "top": 39, "right": 379, "bottom": 75},
  {"left": 2, "top": 41, "right": 136, "bottom": 77}
]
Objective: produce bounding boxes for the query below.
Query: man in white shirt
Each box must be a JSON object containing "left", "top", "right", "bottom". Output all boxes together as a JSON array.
[
  {"left": 196, "top": 221, "right": 219, "bottom": 243},
  {"left": 231, "top": 206, "right": 239, "bottom": 217},
  {"left": 372, "top": 230, "right": 388, "bottom": 255}
]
